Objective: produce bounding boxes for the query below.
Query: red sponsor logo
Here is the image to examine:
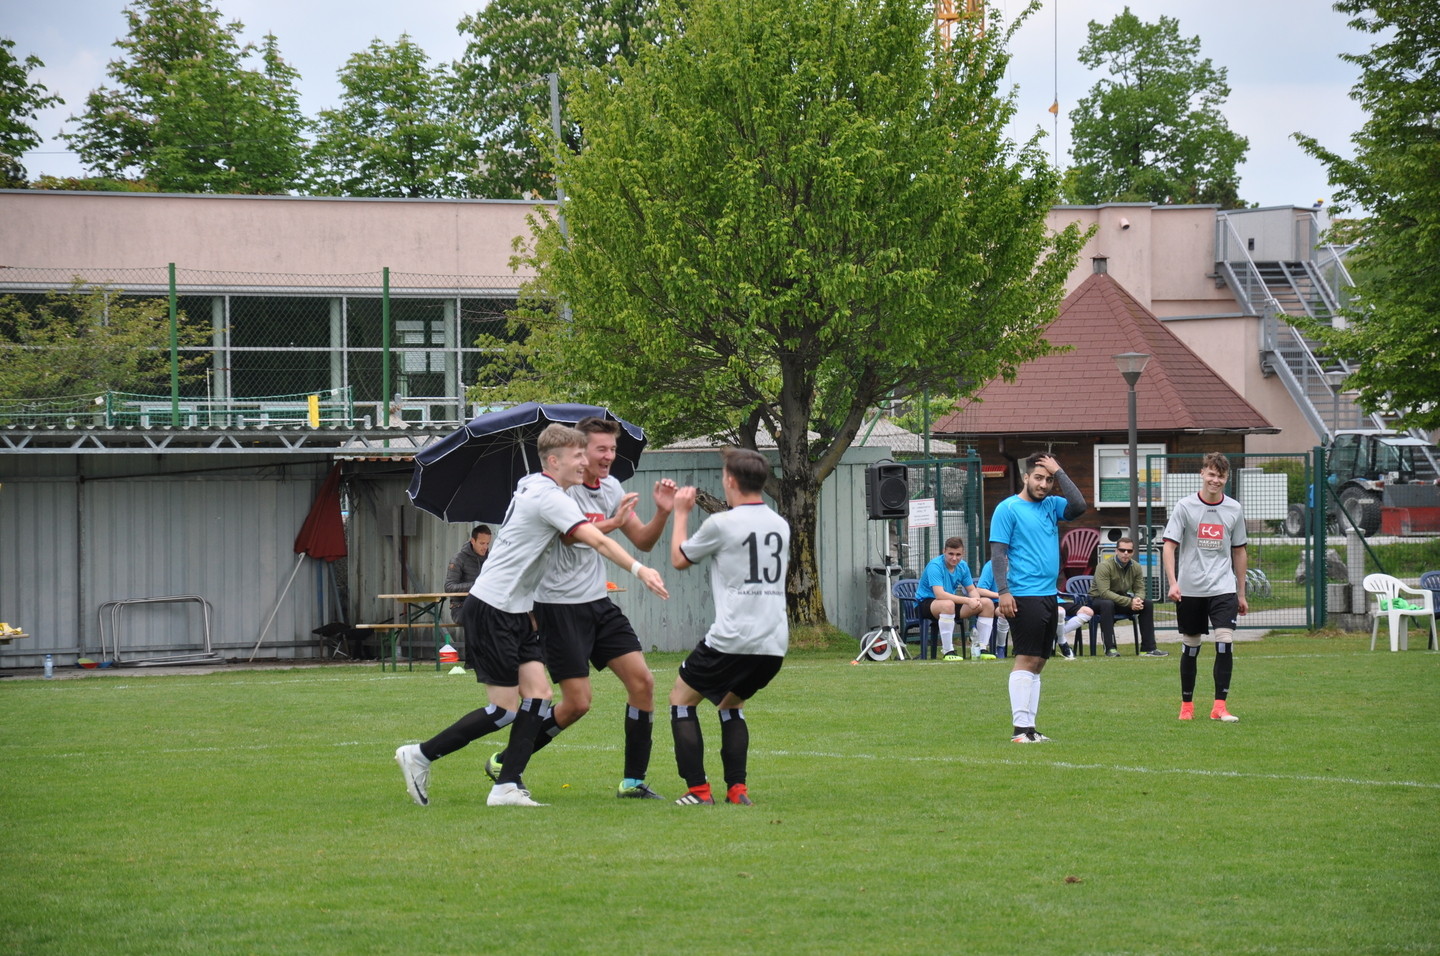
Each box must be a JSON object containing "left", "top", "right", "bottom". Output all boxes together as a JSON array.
[
  {"left": 1198, "top": 523, "right": 1223, "bottom": 540},
  {"left": 583, "top": 511, "right": 605, "bottom": 525}
]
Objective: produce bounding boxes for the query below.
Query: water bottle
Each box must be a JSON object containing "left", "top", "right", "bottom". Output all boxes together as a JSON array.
[{"left": 43, "top": 654, "right": 54, "bottom": 679}]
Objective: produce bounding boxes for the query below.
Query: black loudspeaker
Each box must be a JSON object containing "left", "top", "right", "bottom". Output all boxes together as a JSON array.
[{"left": 865, "top": 460, "right": 910, "bottom": 520}]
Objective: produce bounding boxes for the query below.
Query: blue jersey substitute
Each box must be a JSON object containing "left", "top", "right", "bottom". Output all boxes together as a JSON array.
[{"left": 917, "top": 554, "right": 975, "bottom": 602}]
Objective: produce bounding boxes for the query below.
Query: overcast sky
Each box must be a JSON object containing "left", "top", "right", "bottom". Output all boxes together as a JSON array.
[{"left": 6, "top": 0, "right": 1367, "bottom": 209}]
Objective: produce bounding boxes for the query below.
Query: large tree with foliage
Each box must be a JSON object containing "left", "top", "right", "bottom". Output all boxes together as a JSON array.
[
  {"left": 1065, "top": 7, "right": 1248, "bottom": 207},
  {"left": 62, "top": 0, "right": 306, "bottom": 194},
  {"left": 499, "top": 0, "right": 1085, "bottom": 625},
  {"left": 1294, "top": 1, "right": 1440, "bottom": 431},
  {"left": 449, "top": 0, "right": 661, "bottom": 199},
  {"left": 0, "top": 285, "right": 209, "bottom": 401},
  {"left": 0, "top": 37, "right": 63, "bottom": 187},
  {"left": 306, "top": 35, "right": 460, "bottom": 198}
]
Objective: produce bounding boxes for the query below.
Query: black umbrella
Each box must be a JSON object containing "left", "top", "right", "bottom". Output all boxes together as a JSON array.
[{"left": 407, "top": 402, "right": 647, "bottom": 523}]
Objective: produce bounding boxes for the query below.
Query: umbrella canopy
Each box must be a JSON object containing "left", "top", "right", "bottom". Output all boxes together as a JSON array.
[
  {"left": 294, "top": 464, "right": 347, "bottom": 562},
  {"left": 407, "top": 402, "right": 647, "bottom": 523}
]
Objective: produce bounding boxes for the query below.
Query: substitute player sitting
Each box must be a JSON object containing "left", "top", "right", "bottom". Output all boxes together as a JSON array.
[{"left": 917, "top": 536, "right": 995, "bottom": 660}]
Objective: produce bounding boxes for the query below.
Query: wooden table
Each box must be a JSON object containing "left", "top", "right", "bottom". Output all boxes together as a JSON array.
[{"left": 359, "top": 593, "right": 467, "bottom": 672}]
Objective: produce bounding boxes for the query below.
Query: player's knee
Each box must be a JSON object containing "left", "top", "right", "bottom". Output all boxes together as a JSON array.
[
  {"left": 1181, "top": 633, "right": 1203, "bottom": 649},
  {"left": 1214, "top": 629, "right": 1235, "bottom": 647}
]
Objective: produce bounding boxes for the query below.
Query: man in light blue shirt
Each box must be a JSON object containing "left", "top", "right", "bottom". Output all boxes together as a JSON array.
[
  {"left": 989, "top": 453, "right": 1087, "bottom": 743},
  {"left": 916, "top": 536, "right": 995, "bottom": 660}
]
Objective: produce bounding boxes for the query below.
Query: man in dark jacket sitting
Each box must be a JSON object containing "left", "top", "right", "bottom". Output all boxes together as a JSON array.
[{"left": 1089, "top": 536, "right": 1168, "bottom": 657}]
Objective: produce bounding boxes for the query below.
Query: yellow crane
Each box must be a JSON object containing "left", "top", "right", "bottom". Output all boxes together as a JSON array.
[{"left": 934, "top": 0, "right": 984, "bottom": 51}]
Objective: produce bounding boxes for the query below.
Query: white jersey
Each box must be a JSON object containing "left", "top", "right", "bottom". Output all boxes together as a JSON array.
[
  {"left": 470, "top": 473, "right": 588, "bottom": 614},
  {"left": 532, "top": 476, "right": 624, "bottom": 605},
  {"left": 680, "top": 502, "right": 790, "bottom": 656},
  {"left": 1163, "top": 492, "right": 1247, "bottom": 598}
]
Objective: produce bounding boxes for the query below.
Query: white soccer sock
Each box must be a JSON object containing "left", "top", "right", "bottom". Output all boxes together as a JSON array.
[
  {"left": 1009, "top": 670, "right": 1034, "bottom": 728},
  {"left": 973, "top": 617, "right": 994, "bottom": 648},
  {"left": 938, "top": 613, "right": 956, "bottom": 653},
  {"left": 1028, "top": 673, "right": 1043, "bottom": 725},
  {"left": 1063, "top": 607, "right": 1093, "bottom": 635}
]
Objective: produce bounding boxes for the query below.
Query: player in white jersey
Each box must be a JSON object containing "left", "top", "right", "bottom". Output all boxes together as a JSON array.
[
  {"left": 394, "top": 424, "right": 668, "bottom": 808},
  {"left": 1162, "top": 451, "right": 1248, "bottom": 723},
  {"left": 486, "top": 417, "right": 677, "bottom": 799},
  {"left": 667, "top": 448, "right": 790, "bottom": 807}
]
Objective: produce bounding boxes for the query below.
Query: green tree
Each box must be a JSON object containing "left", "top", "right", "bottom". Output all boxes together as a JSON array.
[
  {"left": 1065, "top": 7, "right": 1248, "bottom": 207},
  {"left": 306, "top": 35, "right": 459, "bottom": 198},
  {"left": 0, "top": 37, "right": 64, "bottom": 186},
  {"left": 449, "top": 0, "right": 661, "bottom": 199},
  {"left": 501, "top": 0, "right": 1085, "bottom": 625},
  {"left": 1294, "top": 1, "right": 1440, "bottom": 431},
  {"left": 61, "top": 0, "right": 306, "bottom": 194},
  {"left": 0, "top": 285, "right": 209, "bottom": 400}
]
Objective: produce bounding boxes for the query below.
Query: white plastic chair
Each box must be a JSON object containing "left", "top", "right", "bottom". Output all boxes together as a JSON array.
[{"left": 1362, "top": 573, "right": 1438, "bottom": 652}]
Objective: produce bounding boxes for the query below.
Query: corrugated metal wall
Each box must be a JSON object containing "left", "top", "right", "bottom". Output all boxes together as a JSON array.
[
  {"left": 1, "top": 455, "right": 334, "bottom": 667},
  {"left": 0, "top": 444, "right": 893, "bottom": 668}
]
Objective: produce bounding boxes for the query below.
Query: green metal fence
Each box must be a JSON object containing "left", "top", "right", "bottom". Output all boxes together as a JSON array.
[
  {"left": 0, "top": 264, "right": 522, "bottom": 428},
  {"left": 901, "top": 453, "right": 985, "bottom": 573}
]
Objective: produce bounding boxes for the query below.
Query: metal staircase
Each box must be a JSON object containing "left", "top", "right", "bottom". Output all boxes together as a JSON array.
[{"left": 1216, "top": 211, "right": 1436, "bottom": 466}]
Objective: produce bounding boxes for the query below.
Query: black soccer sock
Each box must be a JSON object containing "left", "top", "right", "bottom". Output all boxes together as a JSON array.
[
  {"left": 420, "top": 704, "right": 516, "bottom": 760},
  {"left": 623, "top": 705, "right": 654, "bottom": 781},
  {"left": 1213, "top": 642, "right": 1234, "bottom": 701},
  {"left": 497, "top": 698, "right": 550, "bottom": 786},
  {"left": 1180, "top": 644, "right": 1201, "bottom": 703},
  {"left": 495, "top": 713, "right": 561, "bottom": 765},
  {"left": 718, "top": 708, "right": 749, "bottom": 788},
  {"left": 670, "top": 704, "right": 707, "bottom": 788}
]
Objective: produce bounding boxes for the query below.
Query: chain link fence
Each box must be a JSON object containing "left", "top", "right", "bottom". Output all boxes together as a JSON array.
[{"left": 0, "top": 265, "right": 524, "bottom": 428}]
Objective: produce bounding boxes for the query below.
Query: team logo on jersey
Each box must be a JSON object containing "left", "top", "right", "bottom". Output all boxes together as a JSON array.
[{"left": 1197, "top": 522, "right": 1223, "bottom": 548}]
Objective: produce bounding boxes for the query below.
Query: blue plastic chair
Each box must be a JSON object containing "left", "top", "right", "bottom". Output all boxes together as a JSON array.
[{"left": 1422, "top": 571, "right": 1440, "bottom": 621}]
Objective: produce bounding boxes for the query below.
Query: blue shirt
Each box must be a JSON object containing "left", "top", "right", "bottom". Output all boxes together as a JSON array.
[
  {"left": 917, "top": 554, "right": 974, "bottom": 602},
  {"left": 989, "top": 493, "right": 1068, "bottom": 597}
]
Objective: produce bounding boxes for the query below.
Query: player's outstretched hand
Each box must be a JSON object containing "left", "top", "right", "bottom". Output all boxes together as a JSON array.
[
  {"left": 674, "top": 485, "right": 697, "bottom": 511},
  {"left": 653, "top": 478, "right": 678, "bottom": 512},
  {"left": 614, "top": 492, "right": 640, "bottom": 523},
  {"left": 637, "top": 565, "right": 668, "bottom": 598}
]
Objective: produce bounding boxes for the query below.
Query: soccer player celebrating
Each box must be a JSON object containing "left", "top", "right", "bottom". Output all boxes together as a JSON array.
[
  {"left": 667, "top": 448, "right": 790, "bottom": 807},
  {"left": 989, "top": 453, "right": 1088, "bottom": 743},
  {"left": 394, "top": 424, "right": 667, "bottom": 808},
  {"left": 1162, "top": 452, "right": 1248, "bottom": 722},
  {"left": 486, "top": 417, "right": 677, "bottom": 799}
]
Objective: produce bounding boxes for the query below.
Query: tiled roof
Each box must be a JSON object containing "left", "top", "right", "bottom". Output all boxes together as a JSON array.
[{"left": 934, "top": 272, "right": 1275, "bottom": 436}]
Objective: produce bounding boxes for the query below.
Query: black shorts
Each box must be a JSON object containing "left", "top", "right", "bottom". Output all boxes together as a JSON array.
[
  {"left": 460, "top": 595, "right": 542, "bottom": 686},
  {"left": 1176, "top": 593, "right": 1240, "bottom": 636},
  {"left": 1008, "top": 595, "right": 1059, "bottom": 658},
  {"left": 534, "top": 598, "right": 642, "bottom": 682},
  {"left": 677, "top": 641, "right": 784, "bottom": 705}
]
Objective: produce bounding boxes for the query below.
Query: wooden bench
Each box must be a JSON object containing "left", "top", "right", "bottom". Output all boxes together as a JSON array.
[{"left": 354, "top": 622, "right": 459, "bottom": 671}]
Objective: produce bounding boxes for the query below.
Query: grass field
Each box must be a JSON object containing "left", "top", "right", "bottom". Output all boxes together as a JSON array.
[{"left": 3, "top": 632, "right": 1438, "bottom": 955}]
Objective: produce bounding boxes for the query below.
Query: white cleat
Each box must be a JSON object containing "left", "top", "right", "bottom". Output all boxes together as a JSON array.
[
  {"left": 395, "top": 744, "right": 430, "bottom": 806},
  {"left": 487, "top": 782, "right": 547, "bottom": 807}
]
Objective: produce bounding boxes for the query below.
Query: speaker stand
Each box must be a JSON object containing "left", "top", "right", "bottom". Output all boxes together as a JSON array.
[{"left": 854, "top": 521, "right": 907, "bottom": 663}]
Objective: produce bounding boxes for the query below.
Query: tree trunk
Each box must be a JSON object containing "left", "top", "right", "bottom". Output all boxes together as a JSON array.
[{"left": 778, "top": 463, "right": 827, "bottom": 626}]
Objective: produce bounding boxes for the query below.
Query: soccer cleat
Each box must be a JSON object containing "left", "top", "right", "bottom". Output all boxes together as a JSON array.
[
  {"left": 1058, "top": 642, "right": 1076, "bottom": 660},
  {"left": 979, "top": 653, "right": 997, "bottom": 660},
  {"left": 1010, "top": 730, "right": 1053, "bottom": 743},
  {"left": 484, "top": 751, "right": 502, "bottom": 783},
  {"left": 726, "top": 784, "right": 753, "bottom": 805},
  {"left": 675, "top": 792, "right": 715, "bottom": 806},
  {"left": 487, "top": 782, "right": 546, "bottom": 807},
  {"left": 1210, "top": 701, "right": 1239, "bottom": 723},
  {"left": 617, "top": 782, "right": 664, "bottom": 800},
  {"left": 941, "top": 651, "right": 965, "bottom": 661},
  {"left": 1105, "top": 649, "right": 1122, "bottom": 658},
  {"left": 394, "top": 744, "right": 430, "bottom": 806},
  {"left": 1142, "top": 649, "right": 1171, "bottom": 657},
  {"left": 1178, "top": 702, "right": 1195, "bottom": 720}
]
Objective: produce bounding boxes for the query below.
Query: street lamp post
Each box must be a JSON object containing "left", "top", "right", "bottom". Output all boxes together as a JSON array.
[{"left": 1113, "top": 352, "right": 1151, "bottom": 541}]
